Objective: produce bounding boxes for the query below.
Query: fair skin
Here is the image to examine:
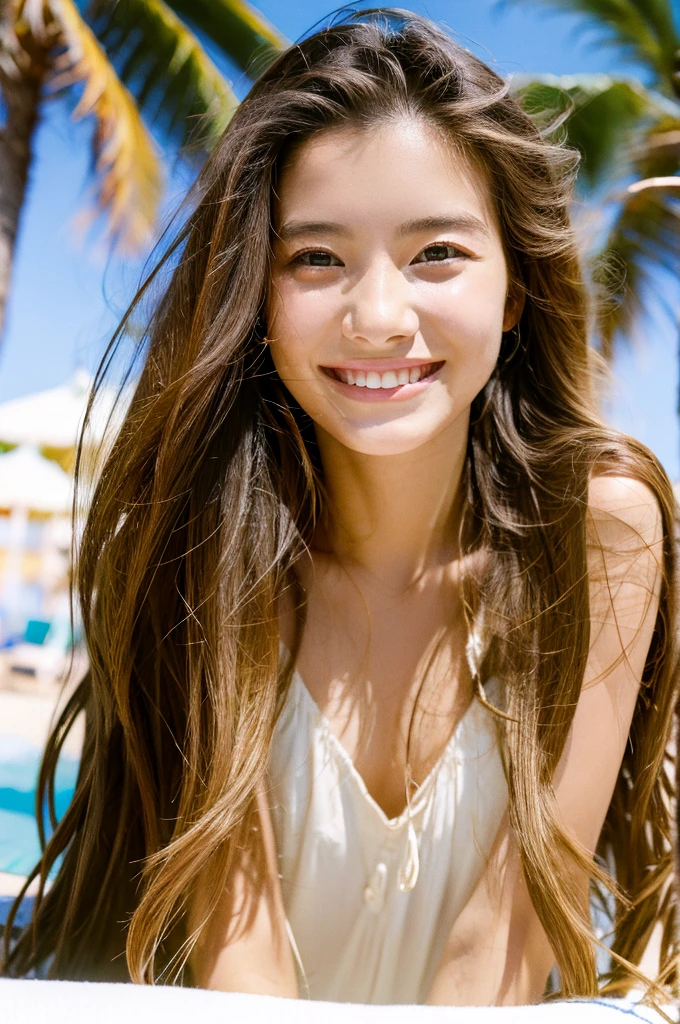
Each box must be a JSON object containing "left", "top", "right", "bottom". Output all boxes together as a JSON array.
[{"left": 192, "top": 119, "right": 663, "bottom": 1003}]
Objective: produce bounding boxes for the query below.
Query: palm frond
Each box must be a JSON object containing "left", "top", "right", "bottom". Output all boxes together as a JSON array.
[
  {"left": 513, "top": 71, "right": 680, "bottom": 359},
  {"left": 633, "top": 113, "right": 680, "bottom": 178},
  {"left": 593, "top": 167, "right": 680, "bottom": 358},
  {"left": 166, "top": 0, "right": 288, "bottom": 76},
  {"left": 502, "top": 0, "right": 680, "bottom": 92},
  {"left": 511, "top": 72, "right": 677, "bottom": 189},
  {"left": 44, "top": 0, "right": 163, "bottom": 250},
  {"left": 88, "top": 0, "right": 239, "bottom": 150},
  {"left": 1, "top": 0, "right": 56, "bottom": 79},
  {"left": 594, "top": 99, "right": 680, "bottom": 357}
]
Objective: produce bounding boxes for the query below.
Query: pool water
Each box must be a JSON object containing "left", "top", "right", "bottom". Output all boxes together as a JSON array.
[{"left": 0, "top": 735, "right": 77, "bottom": 875}]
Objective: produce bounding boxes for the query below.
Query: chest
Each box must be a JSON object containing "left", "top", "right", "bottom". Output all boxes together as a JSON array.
[{"left": 280, "top": 572, "right": 473, "bottom": 820}]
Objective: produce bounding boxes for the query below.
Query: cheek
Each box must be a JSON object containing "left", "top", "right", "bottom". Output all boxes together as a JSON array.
[
  {"left": 266, "top": 285, "right": 330, "bottom": 419},
  {"left": 267, "top": 277, "right": 333, "bottom": 352},
  {"left": 267, "top": 279, "right": 344, "bottom": 427},
  {"left": 424, "top": 275, "right": 506, "bottom": 383}
]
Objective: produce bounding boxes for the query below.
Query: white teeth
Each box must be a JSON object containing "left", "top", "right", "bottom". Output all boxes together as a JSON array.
[{"left": 333, "top": 363, "right": 435, "bottom": 387}]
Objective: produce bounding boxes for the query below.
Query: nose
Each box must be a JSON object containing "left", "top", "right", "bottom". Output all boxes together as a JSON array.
[{"left": 341, "top": 258, "right": 419, "bottom": 346}]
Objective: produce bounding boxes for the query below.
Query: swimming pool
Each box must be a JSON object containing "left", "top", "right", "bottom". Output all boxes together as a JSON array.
[{"left": 0, "top": 734, "right": 77, "bottom": 876}]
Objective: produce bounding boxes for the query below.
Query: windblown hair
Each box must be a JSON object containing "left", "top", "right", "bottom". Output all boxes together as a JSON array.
[{"left": 3, "top": 7, "right": 678, "bottom": 1001}]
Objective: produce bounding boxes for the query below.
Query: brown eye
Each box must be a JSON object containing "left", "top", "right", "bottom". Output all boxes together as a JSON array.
[
  {"left": 412, "top": 243, "right": 467, "bottom": 264},
  {"left": 294, "top": 250, "right": 343, "bottom": 267}
]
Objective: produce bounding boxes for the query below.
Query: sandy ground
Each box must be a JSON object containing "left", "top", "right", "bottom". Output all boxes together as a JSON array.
[
  {"left": 0, "top": 687, "right": 83, "bottom": 756},
  {"left": 0, "top": 872, "right": 40, "bottom": 896}
]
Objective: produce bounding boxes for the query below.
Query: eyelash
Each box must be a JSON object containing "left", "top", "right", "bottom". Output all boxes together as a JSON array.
[{"left": 289, "top": 242, "right": 470, "bottom": 268}]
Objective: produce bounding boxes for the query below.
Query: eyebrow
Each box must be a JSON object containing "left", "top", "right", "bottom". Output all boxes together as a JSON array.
[
  {"left": 276, "top": 213, "right": 489, "bottom": 243},
  {"left": 277, "top": 220, "right": 350, "bottom": 242},
  {"left": 397, "top": 214, "right": 489, "bottom": 239}
]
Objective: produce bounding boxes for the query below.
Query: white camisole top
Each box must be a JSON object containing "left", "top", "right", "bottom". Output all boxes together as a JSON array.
[{"left": 267, "top": 641, "right": 509, "bottom": 1005}]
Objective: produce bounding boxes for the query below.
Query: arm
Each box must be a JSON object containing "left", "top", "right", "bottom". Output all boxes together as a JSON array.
[
  {"left": 189, "top": 781, "right": 299, "bottom": 997},
  {"left": 426, "top": 474, "right": 665, "bottom": 1006}
]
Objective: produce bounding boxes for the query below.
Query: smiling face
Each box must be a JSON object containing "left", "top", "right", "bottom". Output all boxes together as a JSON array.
[{"left": 267, "top": 119, "right": 522, "bottom": 457}]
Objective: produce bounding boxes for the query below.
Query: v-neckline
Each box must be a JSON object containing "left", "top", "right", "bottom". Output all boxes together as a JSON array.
[{"left": 281, "top": 645, "right": 479, "bottom": 828}]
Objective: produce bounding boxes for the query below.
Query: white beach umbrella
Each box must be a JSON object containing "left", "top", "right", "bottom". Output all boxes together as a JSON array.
[
  {"left": 0, "top": 445, "right": 72, "bottom": 514},
  {"left": 0, "top": 369, "right": 121, "bottom": 449}
]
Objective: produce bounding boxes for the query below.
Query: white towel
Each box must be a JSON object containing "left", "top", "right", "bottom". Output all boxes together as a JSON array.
[{"left": 0, "top": 980, "right": 676, "bottom": 1023}]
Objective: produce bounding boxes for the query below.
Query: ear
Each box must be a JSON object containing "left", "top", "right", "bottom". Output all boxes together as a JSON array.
[{"left": 502, "top": 283, "right": 525, "bottom": 333}]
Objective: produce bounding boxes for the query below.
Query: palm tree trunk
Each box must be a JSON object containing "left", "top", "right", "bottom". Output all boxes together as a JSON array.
[{"left": 0, "top": 18, "right": 48, "bottom": 342}]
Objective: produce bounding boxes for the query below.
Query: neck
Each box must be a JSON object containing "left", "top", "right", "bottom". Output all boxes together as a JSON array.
[{"left": 313, "top": 415, "right": 469, "bottom": 591}]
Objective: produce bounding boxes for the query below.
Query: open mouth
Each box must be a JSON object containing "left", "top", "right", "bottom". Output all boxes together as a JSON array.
[{"left": 321, "top": 361, "right": 444, "bottom": 389}]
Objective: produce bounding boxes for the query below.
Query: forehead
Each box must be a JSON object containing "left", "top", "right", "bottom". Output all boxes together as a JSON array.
[{"left": 273, "top": 118, "right": 500, "bottom": 240}]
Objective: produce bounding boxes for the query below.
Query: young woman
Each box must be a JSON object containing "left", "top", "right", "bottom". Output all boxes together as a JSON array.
[{"left": 3, "top": 8, "right": 678, "bottom": 1008}]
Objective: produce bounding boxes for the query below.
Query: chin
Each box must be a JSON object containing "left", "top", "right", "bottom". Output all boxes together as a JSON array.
[{"left": 328, "top": 417, "right": 462, "bottom": 457}]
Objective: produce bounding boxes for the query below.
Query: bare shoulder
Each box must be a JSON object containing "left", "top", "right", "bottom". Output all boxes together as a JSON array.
[
  {"left": 587, "top": 473, "right": 663, "bottom": 546},
  {"left": 585, "top": 474, "right": 664, "bottom": 686},
  {"left": 586, "top": 474, "right": 664, "bottom": 587},
  {"left": 552, "top": 475, "right": 666, "bottom": 855}
]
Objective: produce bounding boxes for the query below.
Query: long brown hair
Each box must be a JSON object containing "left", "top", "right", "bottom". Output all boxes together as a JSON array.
[{"left": 3, "top": 8, "right": 678, "bottom": 1000}]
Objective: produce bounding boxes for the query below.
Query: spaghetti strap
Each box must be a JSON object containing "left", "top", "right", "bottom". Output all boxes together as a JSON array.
[{"left": 285, "top": 915, "right": 310, "bottom": 999}]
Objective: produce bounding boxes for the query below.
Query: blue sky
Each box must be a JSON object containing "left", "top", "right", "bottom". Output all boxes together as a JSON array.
[{"left": 0, "top": 0, "right": 677, "bottom": 476}]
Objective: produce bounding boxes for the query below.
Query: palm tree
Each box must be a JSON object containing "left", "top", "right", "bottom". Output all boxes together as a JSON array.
[
  {"left": 508, "top": 0, "right": 680, "bottom": 364},
  {"left": 0, "top": 0, "right": 286, "bottom": 338}
]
